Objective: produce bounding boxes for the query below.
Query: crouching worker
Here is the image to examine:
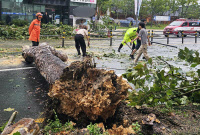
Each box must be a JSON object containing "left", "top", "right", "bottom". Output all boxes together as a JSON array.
[
  {"left": 131, "top": 22, "right": 151, "bottom": 64},
  {"left": 74, "top": 25, "right": 90, "bottom": 57},
  {"left": 29, "top": 12, "right": 42, "bottom": 46},
  {"left": 118, "top": 27, "right": 137, "bottom": 58}
]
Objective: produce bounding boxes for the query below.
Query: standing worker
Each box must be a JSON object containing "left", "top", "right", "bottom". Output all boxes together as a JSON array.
[
  {"left": 118, "top": 27, "right": 138, "bottom": 59},
  {"left": 132, "top": 22, "right": 151, "bottom": 64},
  {"left": 29, "top": 12, "right": 43, "bottom": 46},
  {"left": 74, "top": 25, "right": 90, "bottom": 57},
  {"left": 130, "top": 19, "right": 147, "bottom": 59}
]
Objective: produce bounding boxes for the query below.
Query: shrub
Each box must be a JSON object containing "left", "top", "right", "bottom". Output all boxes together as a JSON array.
[
  {"left": 11, "top": 19, "right": 29, "bottom": 27},
  {"left": 0, "top": 21, "right": 6, "bottom": 25},
  {"left": 0, "top": 23, "right": 74, "bottom": 39}
]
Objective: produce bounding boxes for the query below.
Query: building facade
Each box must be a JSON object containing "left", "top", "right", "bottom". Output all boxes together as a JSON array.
[
  {"left": 0, "top": 0, "right": 96, "bottom": 26},
  {"left": 69, "top": 0, "right": 96, "bottom": 27}
]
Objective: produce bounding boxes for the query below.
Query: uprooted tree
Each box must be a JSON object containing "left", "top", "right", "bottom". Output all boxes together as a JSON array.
[{"left": 22, "top": 43, "right": 131, "bottom": 121}]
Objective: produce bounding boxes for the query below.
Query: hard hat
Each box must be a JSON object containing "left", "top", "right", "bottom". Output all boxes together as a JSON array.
[{"left": 36, "top": 12, "right": 43, "bottom": 18}]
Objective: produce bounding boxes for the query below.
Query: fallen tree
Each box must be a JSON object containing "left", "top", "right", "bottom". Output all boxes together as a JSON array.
[{"left": 22, "top": 43, "right": 131, "bottom": 121}]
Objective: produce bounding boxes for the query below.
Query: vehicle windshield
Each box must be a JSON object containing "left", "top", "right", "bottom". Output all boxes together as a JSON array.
[{"left": 169, "top": 21, "right": 184, "bottom": 26}]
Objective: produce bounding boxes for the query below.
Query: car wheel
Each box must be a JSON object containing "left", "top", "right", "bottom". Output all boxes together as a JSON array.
[
  {"left": 164, "top": 35, "right": 168, "bottom": 37},
  {"left": 184, "top": 35, "right": 187, "bottom": 37},
  {"left": 177, "top": 32, "right": 182, "bottom": 37}
]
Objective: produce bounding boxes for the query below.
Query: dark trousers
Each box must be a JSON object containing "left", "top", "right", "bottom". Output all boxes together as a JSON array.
[
  {"left": 135, "top": 40, "right": 141, "bottom": 50},
  {"left": 32, "top": 41, "right": 39, "bottom": 46},
  {"left": 75, "top": 34, "right": 86, "bottom": 56},
  {"left": 131, "top": 41, "right": 136, "bottom": 50}
]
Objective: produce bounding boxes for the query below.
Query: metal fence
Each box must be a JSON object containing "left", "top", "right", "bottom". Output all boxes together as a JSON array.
[
  {"left": 87, "top": 29, "right": 200, "bottom": 46},
  {"left": 52, "top": 29, "right": 200, "bottom": 47}
]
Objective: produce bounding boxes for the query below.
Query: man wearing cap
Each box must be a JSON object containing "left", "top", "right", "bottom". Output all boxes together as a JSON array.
[{"left": 29, "top": 12, "right": 43, "bottom": 46}]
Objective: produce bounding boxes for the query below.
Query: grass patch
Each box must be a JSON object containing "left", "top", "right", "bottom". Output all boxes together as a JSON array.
[
  {"left": 146, "top": 24, "right": 168, "bottom": 30},
  {"left": 116, "top": 27, "right": 129, "bottom": 30}
]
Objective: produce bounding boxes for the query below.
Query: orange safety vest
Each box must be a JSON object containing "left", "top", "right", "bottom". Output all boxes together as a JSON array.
[{"left": 29, "top": 19, "right": 41, "bottom": 42}]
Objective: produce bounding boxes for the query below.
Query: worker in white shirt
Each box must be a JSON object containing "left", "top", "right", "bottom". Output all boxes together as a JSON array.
[{"left": 74, "top": 25, "right": 90, "bottom": 57}]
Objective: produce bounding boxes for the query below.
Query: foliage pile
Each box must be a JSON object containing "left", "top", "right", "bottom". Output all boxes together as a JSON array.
[
  {"left": 103, "top": 49, "right": 128, "bottom": 59},
  {"left": 0, "top": 23, "right": 74, "bottom": 40},
  {"left": 0, "top": 25, "right": 29, "bottom": 39},
  {"left": 41, "top": 23, "right": 74, "bottom": 37},
  {"left": 123, "top": 47, "right": 200, "bottom": 109},
  {"left": 11, "top": 19, "right": 29, "bottom": 27}
]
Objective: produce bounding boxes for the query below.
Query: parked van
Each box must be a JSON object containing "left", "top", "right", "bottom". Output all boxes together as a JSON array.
[{"left": 163, "top": 19, "right": 200, "bottom": 37}]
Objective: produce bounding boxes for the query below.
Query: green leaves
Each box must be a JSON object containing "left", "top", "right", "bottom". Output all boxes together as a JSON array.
[
  {"left": 123, "top": 53, "right": 200, "bottom": 108},
  {"left": 178, "top": 47, "right": 200, "bottom": 65},
  {"left": 0, "top": 121, "right": 8, "bottom": 132},
  {"left": 87, "top": 123, "right": 104, "bottom": 135},
  {"left": 44, "top": 110, "right": 74, "bottom": 134},
  {"left": 132, "top": 122, "right": 141, "bottom": 133},
  {"left": 0, "top": 23, "right": 74, "bottom": 40},
  {"left": 13, "top": 132, "right": 21, "bottom": 135}
]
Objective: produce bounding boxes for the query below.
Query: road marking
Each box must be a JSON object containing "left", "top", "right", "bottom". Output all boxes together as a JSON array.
[{"left": 0, "top": 67, "right": 36, "bottom": 72}]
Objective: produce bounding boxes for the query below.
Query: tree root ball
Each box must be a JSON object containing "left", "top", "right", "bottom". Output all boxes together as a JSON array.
[{"left": 49, "top": 59, "right": 131, "bottom": 121}]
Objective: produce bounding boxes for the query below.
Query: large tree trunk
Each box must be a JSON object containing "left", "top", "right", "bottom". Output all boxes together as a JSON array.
[
  {"left": 22, "top": 43, "right": 131, "bottom": 121},
  {"left": 22, "top": 43, "right": 68, "bottom": 84}
]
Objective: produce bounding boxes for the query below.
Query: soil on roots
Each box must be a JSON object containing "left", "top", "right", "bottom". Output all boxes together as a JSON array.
[{"left": 43, "top": 100, "right": 189, "bottom": 134}]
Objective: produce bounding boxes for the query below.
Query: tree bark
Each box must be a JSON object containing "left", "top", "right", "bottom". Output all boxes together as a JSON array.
[
  {"left": 22, "top": 43, "right": 131, "bottom": 121},
  {"left": 22, "top": 43, "right": 68, "bottom": 84},
  {"left": 1, "top": 118, "right": 39, "bottom": 135}
]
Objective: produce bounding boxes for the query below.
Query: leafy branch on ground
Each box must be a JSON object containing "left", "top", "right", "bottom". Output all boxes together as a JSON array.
[
  {"left": 103, "top": 49, "right": 128, "bottom": 59},
  {"left": 178, "top": 47, "right": 200, "bottom": 67},
  {"left": 123, "top": 47, "right": 200, "bottom": 109}
]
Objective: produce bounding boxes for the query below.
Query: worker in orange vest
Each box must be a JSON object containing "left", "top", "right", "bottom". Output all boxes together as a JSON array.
[{"left": 29, "top": 12, "right": 43, "bottom": 46}]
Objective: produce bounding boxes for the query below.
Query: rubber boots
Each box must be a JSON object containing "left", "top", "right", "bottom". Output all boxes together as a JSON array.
[{"left": 118, "top": 44, "right": 123, "bottom": 52}]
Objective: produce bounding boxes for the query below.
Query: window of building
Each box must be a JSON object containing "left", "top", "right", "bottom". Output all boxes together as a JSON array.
[{"left": 70, "top": 2, "right": 96, "bottom": 8}]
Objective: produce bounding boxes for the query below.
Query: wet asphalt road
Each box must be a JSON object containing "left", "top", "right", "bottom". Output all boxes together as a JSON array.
[{"left": 0, "top": 64, "right": 49, "bottom": 125}]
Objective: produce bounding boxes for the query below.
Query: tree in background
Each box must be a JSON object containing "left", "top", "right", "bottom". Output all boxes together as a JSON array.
[
  {"left": 139, "top": 0, "right": 149, "bottom": 20},
  {"left": 97, "top": 0, "right": 110, "bottom": 20},
  {"left": 110, "top": 0, "right": 123, "bottom": 19},
  {"left": 177, "top": 0, "right": 198, "bottom": 18},
  {"left": 121, "top": 0, "right": 135, "bottom": 18},
  {"left": 184, "top": 4, "right": 200, "bottom": 19},
  {"left": 98, "top": 0, "right": 200, "bottom": 25},
  {"left": 166, "top": 0, "right": 179, "bottom": 16},
  {"left": 141, "top": 0, "right": 170, "bottom": 26}
]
